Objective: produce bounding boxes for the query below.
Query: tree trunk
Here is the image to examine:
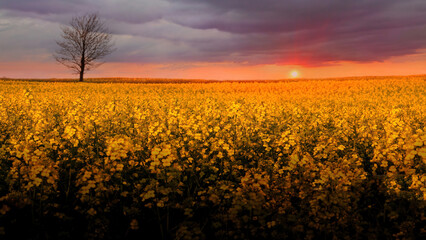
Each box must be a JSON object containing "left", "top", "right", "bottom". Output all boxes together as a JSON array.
[
  {"left": 79, "top": 70, "right": 84, "bottom": 82},
  {"left": 79, "top": 54, "right": 85, "bottom": 82}
]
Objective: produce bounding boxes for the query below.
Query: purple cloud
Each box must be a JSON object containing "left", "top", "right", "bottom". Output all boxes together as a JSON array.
[{"left": 0, "top": 0, "right": 425, "bottom": 66}]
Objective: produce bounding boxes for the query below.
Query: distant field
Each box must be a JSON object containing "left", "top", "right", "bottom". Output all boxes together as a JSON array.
[
  {"left": 0, "top": 77, "right": 215, "bottom": 84},
  {"left": 0, "top": 76, "right": 425, "bottom": 239},
  {"left": 1, "top": 74, "right": 425, "bottom": 83}
]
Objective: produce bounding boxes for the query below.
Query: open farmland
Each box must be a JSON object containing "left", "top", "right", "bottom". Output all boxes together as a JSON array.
[{"left": 0, "top": 76, "right": 425, "bottom": 239}]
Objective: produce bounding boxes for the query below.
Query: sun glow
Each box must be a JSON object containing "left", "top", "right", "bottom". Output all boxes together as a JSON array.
[{"left": 290, "top": 70, "right": 299, "bottom": 78}]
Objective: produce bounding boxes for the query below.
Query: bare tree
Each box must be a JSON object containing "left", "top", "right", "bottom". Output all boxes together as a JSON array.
[{"left": 54, "top": 13, "right": 114, "bottom": 82}]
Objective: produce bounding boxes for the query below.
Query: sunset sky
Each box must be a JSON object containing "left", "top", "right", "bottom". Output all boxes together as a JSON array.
[{"left": 1, "top": 0, "right": 426, "bottom": 80}]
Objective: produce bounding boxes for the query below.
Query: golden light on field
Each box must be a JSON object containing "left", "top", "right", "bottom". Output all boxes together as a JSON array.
[{"left": 290, "top": 70, "right": 299, "bottom": 78}]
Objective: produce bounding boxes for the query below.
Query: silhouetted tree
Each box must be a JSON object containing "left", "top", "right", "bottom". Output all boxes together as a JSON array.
[{"left": 54, "top": 13, "right": 114, "bottom": 82}]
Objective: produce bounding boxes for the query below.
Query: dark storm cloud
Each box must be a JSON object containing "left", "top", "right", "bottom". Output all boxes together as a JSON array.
[
  {"left": 0, "top": 0, "right": 425, "bottom": 65},
  {"left": 164, "top": 0, "right": 426, "bottom": 64}
]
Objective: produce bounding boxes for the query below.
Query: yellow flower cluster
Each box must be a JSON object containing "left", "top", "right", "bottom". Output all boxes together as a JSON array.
[{"left": 0, "top": 76, "right": 424, "bottom": 239}]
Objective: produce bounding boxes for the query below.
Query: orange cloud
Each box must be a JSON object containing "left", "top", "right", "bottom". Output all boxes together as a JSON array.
[{"left": 1, "top": 50, "right": 425, "bottom": 80}]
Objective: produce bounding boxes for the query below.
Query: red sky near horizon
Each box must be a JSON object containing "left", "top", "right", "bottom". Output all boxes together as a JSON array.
[{"left": 1, "top": 0, "right": 426, "bottom": 80}]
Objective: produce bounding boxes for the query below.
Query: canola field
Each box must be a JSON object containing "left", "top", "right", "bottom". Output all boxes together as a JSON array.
[{"left": 0, "top": 77, "right": 425, "bottom": 239}]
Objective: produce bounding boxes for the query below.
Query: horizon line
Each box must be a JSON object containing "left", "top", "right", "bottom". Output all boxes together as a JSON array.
[{"left": 1, "top": 74, "right": 426, "bottom": 83}]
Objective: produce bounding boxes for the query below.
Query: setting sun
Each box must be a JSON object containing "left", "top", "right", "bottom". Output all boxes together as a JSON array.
[{"left": 290, "top": 70, "right": 299, "bottom": 78}]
